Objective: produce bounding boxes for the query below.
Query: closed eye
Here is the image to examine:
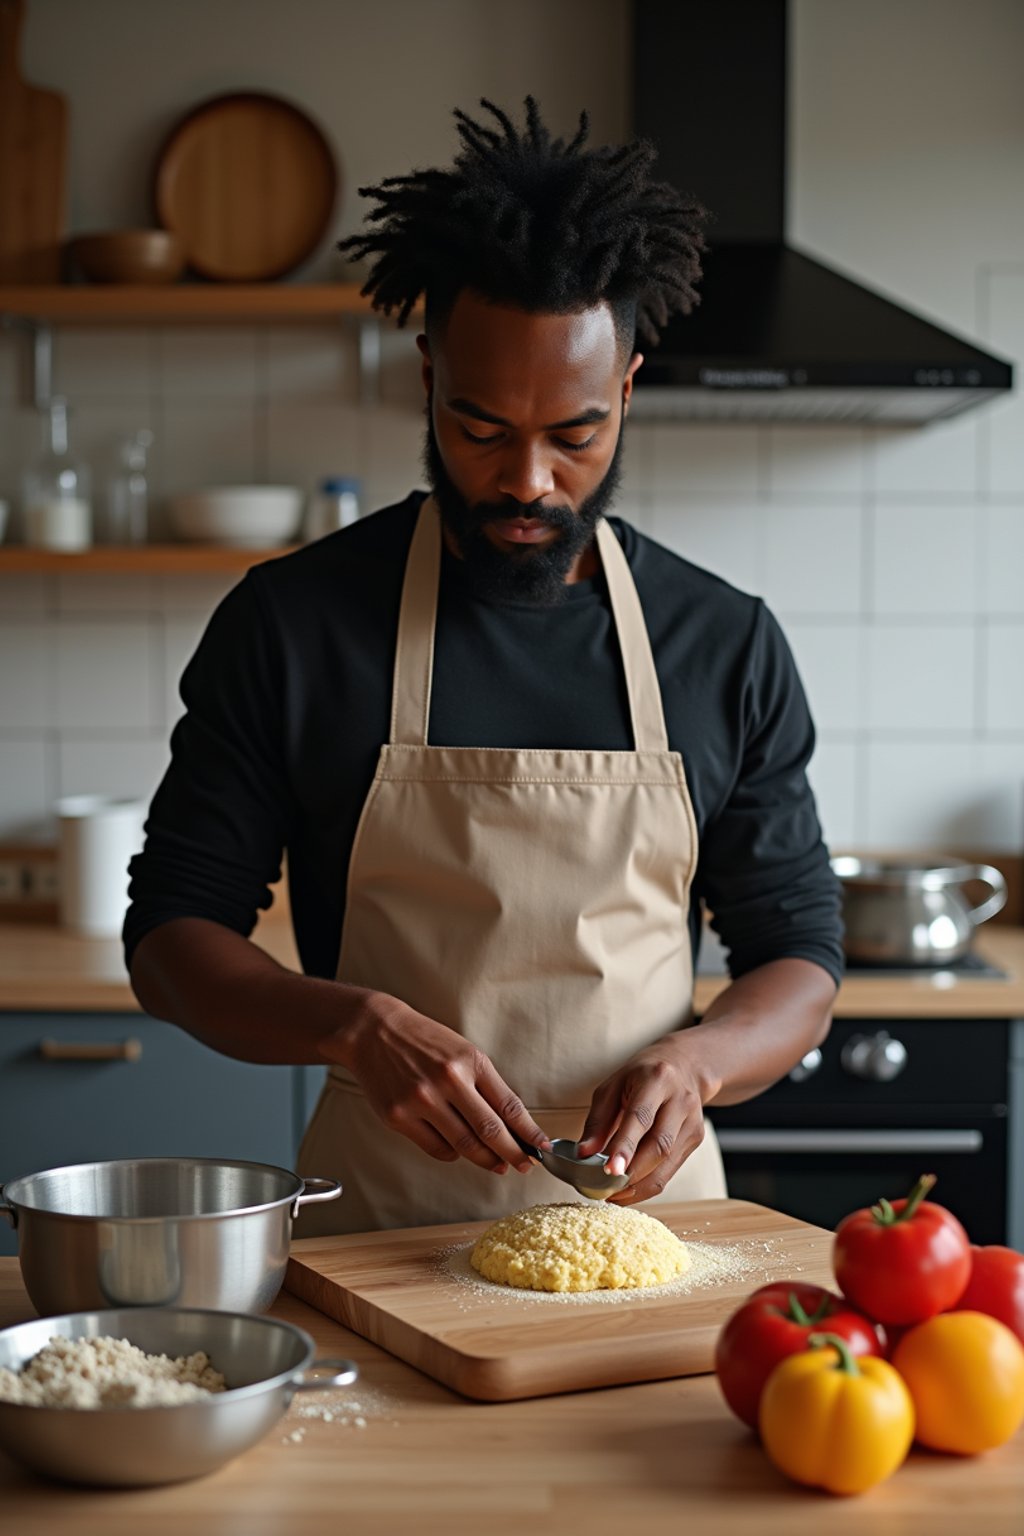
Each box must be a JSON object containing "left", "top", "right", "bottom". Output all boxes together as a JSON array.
[
  {"left": 460, "top": 426, "right": 503, "bottom": 445},
  {"left": 556, "top": 436, "right": 596, "bottom": 453}
]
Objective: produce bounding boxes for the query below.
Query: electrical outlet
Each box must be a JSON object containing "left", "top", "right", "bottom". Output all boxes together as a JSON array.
[{"left": 0, "top": 861, "right": 23, "bottom": 901}]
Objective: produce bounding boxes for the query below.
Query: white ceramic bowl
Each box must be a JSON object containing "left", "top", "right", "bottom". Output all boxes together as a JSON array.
[{"left": 169, "top": 486, "right": 304, "bottom": 547}]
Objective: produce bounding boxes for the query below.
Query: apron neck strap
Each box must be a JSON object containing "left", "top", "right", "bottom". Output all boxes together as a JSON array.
[
  {"left": 594, "top": 516, "right": 669, "bottom": 752},
  {"left": 390, "top": 498, "right": 669, "bottom": 752}
]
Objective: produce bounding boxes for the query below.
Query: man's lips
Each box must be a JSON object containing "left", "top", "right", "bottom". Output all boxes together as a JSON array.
[{"left": 488, "top": 518, "right": 557, "bottom": 545}]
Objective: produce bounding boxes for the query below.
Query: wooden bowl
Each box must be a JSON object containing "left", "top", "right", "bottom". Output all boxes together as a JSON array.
[{"left": 68, "top": 229, "right": 186, "bottom": 285}]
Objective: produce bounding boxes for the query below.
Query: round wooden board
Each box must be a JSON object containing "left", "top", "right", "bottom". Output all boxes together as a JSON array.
[{"left": 153, "top": 91, "right": 338, "bottom": 281}]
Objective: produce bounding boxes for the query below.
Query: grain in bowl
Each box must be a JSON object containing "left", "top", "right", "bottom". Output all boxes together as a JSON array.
[{"left": 0, "top": 1333, "right": 226, "bottom": 1409}]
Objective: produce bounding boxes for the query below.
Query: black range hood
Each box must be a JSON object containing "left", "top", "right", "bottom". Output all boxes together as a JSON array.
[{"left": 630, "top": 0, "right": 1013, "bottom": 424}]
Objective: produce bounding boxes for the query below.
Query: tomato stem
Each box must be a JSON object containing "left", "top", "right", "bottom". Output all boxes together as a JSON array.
[
  {"left": 786, "top": 1292, "right": 831, "bottom": 1327},
  {"left": 808, "top": 1331, "right": 860, "bottom": 1375},
  {"left": 871, "top": 1172, "right": 937, "bottom": 1226}
]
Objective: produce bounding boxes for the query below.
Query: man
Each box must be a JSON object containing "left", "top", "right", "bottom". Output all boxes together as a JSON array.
[{"left": 126, "top": 98, "right": 842, "bottom": 1234}]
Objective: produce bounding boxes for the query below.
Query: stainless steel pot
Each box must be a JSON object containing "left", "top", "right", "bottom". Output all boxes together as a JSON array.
[
  {"left": 0, "top": 1157, "right": 341, "bottom": 1316},
  {"left": 831, "top": 855, "right": 1007, "bottom": 966},
  {"left": 0, "top": 1306, "right": 357, "bottom": 1486}
]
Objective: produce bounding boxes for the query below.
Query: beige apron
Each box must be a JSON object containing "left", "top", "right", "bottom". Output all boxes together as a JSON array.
[{"left": 296, "top": 497, "right": 725, "bottom": 1234}]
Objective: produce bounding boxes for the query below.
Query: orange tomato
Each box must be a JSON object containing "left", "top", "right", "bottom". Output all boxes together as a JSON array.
[{"left": 892, "top": 1310, "right": 1024, "bottom": 1454}]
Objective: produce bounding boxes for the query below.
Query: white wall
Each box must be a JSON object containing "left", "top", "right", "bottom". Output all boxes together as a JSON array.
[{"left": 0, "top": 0, "right": 1022, "bottom": 862}]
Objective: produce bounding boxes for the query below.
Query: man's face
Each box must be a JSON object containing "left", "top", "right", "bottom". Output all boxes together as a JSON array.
[{"left": 419, "top": 292, "right": 642, "bottom": 603}]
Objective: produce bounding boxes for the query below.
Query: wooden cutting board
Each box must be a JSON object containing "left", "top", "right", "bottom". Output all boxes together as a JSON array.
[
  {"left": 286, "top": 1198, "right": 835, "bottom": 1402},
  {"left": 0, "top": 0, "right": 67, "bottom": 283}
]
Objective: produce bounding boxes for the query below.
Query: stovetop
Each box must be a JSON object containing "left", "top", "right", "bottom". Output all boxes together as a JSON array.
[{"left": 844, "top": 951, "right": 1008, "bottom": 981}]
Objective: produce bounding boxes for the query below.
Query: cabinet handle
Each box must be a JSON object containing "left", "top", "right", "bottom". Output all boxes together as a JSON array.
[{"left": 38, "top": 1038, "right": 142, "bottom": 1063}]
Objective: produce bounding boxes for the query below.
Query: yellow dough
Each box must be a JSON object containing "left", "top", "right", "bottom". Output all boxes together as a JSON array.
[{"left": 469, "top": 1201, "right": 691, "bottom": 1293}]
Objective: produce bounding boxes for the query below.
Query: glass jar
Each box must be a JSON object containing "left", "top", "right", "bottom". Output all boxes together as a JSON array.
[
  {"left": 22, "top": 398, "right": 92, "bottom": 551},
  {"left": 305, "top": 476, "right": 361, "bottom": 541},
  {"left": 103, "top": 429, "right": 153, "bottom": 544}
]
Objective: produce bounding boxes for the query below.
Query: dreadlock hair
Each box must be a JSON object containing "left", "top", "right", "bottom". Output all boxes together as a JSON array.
[{"left": 338, "top": 96, "right": 709, "bottom": 358}]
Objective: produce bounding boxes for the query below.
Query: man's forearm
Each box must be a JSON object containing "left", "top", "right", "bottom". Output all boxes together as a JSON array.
[
  {"left": 677, "top": 956, "right": 837, "bottom": 1107},
  {"left": 129, "top": 916, "right": 376, "bottom": 1068}
]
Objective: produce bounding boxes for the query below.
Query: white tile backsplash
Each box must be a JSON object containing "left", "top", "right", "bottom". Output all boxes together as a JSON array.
[
  {"left": 767, "top": 427, "right": 867, "bottom": 497},
  {"left": 55, "top": 328, "right": 156, "bottom": 400},
  {"left": 647, "top": 422, "right": 760, "bottom": 498},
  {"left": 865, "top": 624, "right": 976, "bottom": 733},
  {"left": 156, "top": 328, "right": 261, "bottom": 399},
  {"left": 265, "top": 401, "right": 361, "bottom": 501},
  {"left": 0, "top": 575, "right": 51, "bottom": 615},
  {"left": 651, "top": 499, "right": 762, "bottom": 593},
  {"left": 54, "top": 621, "right": 156, "bottom": 732},
  {"left": 862, "top": 741, "right": 982, "bottom": 847},
  {"left": 0, "top": 621, "right": 52, "bottom": 730},
  {"left": 761, "top": 501, "right": 863, "bottom": 615},
  {"left": 784, "top": 623, "right": 863, "bottom": 734},
  {"left": 264, "top": 324, "right": 360, "bottom": 403},
  {"left": 55, "top": 572, "right": 156, "bottom": 615},
  {"left": 805, "top": 739, "right": 861, "bottom": 849},
  {"left": 0, "top": 332, "right": 21, "bottom": 406},
  {"left": 870, "top": 502, "right": 980, "bottom": 617},
  {"left": 983, "top": 505, "right": 1024, "bottom": 614},
  {"left": 869, "top": 414, "right": 979, "bottom": 498},
  {"left": 357, "top": 407, "right": 427, "bottom": 513},
  {"left": 57, "top": 736, "right": 170, "bottom": 806},
  {"left": 163, "top": 614, "right": 214, "bottom": 732},
  {"left": 982, "top": 622, "right": 1024, "bottom": 733},
  {"left": 0, "top": 737, "right": 54, "bottom": 839},
  {"left": 159, "top": 404, "right": 261, "bottom": 500}
]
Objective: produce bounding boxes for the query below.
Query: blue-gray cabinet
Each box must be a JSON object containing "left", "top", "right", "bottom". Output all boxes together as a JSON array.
[{"left": 0, "top": 1012, "right": 327, "bottom": 1257}]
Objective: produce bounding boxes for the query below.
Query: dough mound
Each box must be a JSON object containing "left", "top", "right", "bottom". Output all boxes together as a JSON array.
[{"left": 469, "top": 1201, "right": 691, "bottom": 1293}]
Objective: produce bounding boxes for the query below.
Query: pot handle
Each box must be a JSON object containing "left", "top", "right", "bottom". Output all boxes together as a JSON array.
[
  {"left": 960, "top": 864, "right": 1008, "bottom": 925},
  {"left": 291, "top": 1176, "right": 342, "bottom": 1216},
  {"left": 290, "top": 1358, "right": 359, "bottom": 1393},
  {"left": 0, "top": 1190, "right": 16, "bottom": 1229}
]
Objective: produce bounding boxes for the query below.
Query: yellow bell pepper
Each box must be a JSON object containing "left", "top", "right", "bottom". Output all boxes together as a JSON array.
[
  {"left": 892, "top": 1310, "right": 1024, "bottom": 1454},
  {"left": 759, "top": 1332, "right": 915, "bottom": 1495}
]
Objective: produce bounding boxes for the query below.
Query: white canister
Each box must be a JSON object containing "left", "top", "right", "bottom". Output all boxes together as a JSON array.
[
  {"left": 24, "top": 496, "right": 92, "bottom": 552},
  {"left": 56, "top": 796, "right": 147, "bottom": 936}
]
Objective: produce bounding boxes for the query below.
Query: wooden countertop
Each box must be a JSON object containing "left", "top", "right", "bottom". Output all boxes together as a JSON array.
[
  {"left": 1, "top": 917, "right": 1023, "bottom": 1018},
  {"left": 1, "top": 1262, "right": 1021, "bottom": 1535}
]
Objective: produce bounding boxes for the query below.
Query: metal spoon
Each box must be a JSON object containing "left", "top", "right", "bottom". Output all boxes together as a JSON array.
[{"left": 509, "top": 1131, "right": 631, "bottom": 1201}]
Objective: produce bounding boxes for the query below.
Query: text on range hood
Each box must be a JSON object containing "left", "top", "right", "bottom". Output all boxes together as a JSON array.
[{"left": 630, "top": 0, "right": 1013, "bottom": 424}]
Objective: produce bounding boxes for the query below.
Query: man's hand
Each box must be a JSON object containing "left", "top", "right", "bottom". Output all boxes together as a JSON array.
[
  {"left": 340, "top": 995, "right": 552, "bottom": 1175},
  {"left": 575, "top": 1036, "right": 709, "bottom": 1205}
]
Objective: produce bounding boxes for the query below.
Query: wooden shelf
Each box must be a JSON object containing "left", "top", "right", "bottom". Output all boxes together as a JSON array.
[
  {"left": 0, "top": 545, "right": 299, "bottom": 574},
  {"left": 0, "top": 282, "right": 377, "bottom": 325}
]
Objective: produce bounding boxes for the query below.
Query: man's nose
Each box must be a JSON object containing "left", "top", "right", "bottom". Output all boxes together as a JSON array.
[{"left": 495, "top": 443, "right": 556, "bottom": 505}]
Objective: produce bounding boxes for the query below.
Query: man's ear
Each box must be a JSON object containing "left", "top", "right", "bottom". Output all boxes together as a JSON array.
[
  {"left": 622, "top": 351, "right": 644, "bottom": 415},
  {"left": 416, "top": 333, "right": 433, "bottom": 398}
]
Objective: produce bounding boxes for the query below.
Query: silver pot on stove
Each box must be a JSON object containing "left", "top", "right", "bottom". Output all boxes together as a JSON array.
[{"left": 831, "top": 855, "right": 1007, "bottom": 966}]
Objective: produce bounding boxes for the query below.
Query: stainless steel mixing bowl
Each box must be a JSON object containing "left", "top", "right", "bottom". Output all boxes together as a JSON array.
[
  {"left": 0, "top": 1157, "right": 342, "bottom": 1315},
  {"left": 0, "top": 1306, "right": 357, "bottom": 1486}
]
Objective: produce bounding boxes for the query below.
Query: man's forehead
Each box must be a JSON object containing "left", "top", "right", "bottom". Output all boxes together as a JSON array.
[{"left": 433, "top": 293, "right": 622, "bottom": 405}]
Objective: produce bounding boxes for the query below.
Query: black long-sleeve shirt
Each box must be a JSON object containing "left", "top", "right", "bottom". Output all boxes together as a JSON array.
[{"left": 124, "top": 492, "right": 844, "bottom": 990}]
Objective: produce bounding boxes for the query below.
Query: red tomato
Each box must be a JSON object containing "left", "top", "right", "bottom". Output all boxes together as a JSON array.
[
  {"left": 832, "top": 1173, "right": 971, "bottom": 1327},
  {"left": 713, "top": 1281, "right": 881, "bottom": 1428},
  {"left": 952, "top": 1246, "right": 1024, "bottom": 1345}
]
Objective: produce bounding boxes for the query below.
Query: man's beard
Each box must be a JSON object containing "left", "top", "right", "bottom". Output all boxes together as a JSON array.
[{"left": 422, "top": 412, "right": 624, "bottom": 605}]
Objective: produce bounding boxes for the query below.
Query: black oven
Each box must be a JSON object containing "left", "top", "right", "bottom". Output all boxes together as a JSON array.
[{"left": 708, "top": 1017, "right": 1012, "bottom": 1244}]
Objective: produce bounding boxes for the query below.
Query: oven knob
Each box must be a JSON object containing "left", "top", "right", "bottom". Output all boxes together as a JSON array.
[
  {"left": 841, "top": 1031, "right": 908, "bottom": 1082},
  {"left": 788, "top": 1047, "right": 823, "bottom": 1082}
]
